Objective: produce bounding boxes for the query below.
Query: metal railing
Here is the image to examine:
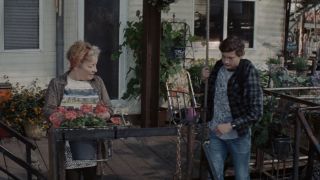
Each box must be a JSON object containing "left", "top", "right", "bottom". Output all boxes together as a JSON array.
[{"left": 0, "top": 121, "right": 46, "bottom": 180}]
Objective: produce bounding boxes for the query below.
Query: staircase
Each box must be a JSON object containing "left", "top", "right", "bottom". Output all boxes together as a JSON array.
[{"left": 0, "top": 121, "right": 46, "bottom": 180}]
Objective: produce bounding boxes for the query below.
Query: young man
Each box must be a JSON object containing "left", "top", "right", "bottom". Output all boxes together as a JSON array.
[{"left": 202, "top": 36, "right": 263, "bottom": 180}]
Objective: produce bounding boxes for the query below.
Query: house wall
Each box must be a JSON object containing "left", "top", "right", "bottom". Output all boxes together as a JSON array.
[
  {"left": 125, "top": 0, "right": 285, "bottom": 69},
  {"left": 191, "top": 0, "right": 285, "bottom": 69},
  {"left": 0, "top": 0, "right": 56, "bottom": 87},
  {"left": 0, "top": 0, "right": 286, "bottom": 114}
]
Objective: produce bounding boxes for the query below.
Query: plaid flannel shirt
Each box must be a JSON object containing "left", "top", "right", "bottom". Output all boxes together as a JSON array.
[{"left": 206, "top": 59, "right": 263, "bottom": 136}]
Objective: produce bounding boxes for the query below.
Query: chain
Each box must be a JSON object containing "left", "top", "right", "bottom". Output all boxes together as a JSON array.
[{"left": 175, "top": 124, "right": 182, "bottom": 180}]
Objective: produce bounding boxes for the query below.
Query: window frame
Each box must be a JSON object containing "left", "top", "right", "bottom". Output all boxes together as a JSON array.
[
  {"left": 194, "top": 0, "right": 256, "bottom": 49},
  {"left": 0, "top": 0, "right": 43, "bottom": 52}
]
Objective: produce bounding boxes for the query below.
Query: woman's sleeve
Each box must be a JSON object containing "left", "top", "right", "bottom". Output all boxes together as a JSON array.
[
  {"left": 43, "top": 79, "right": 60, "bottom": 119},
  {"left": 96, "top": 76, "right": 114, "bottom": 115}
]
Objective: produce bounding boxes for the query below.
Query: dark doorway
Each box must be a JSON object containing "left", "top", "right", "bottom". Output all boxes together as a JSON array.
[{"left": 84, "top": 0, "right": 119, "bottom": 99}]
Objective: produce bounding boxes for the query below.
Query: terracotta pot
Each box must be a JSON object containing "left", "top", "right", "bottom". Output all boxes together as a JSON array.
[
  {"left": 24, "top": 124, "right": 45, "bottom": 139},
  {"left": 0, "top": 83, "right": 12, "bottom": 106},
  {"left": 0, "top": 128, "right": 11, "bottom": 138}
]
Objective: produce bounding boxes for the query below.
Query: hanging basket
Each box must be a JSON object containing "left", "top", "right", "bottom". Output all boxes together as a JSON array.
[{"left": 24, "top": 124, "right": 46, "bottom": 139}]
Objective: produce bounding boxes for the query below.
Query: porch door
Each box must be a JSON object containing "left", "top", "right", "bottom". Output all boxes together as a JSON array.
[{"left": 84, "top": 0, "right": 119, "bottom": 99}]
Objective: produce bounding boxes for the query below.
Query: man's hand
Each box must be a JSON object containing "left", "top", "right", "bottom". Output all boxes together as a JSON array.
[
  {"left": 215, "top": 123, "right": 233, "bottom": 136},
  {"left": 201, "top": 66, "right": 210, "bottom": 80}
]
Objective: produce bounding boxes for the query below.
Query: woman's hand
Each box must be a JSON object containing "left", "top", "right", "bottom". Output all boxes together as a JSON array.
[
  {"left": 97, "top": 111, "right": 111, "bottom": 120},
  {"left": 201, "top": 66, "right": 210, "bottom": 81}
]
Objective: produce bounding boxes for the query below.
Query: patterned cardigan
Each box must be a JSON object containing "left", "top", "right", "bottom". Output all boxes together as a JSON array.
[
  {"left": 43, "top": 71, "right": 113, "bottom": 119},
  {"left": 206, "top": 59, "right": 263, "bottom": 136}
]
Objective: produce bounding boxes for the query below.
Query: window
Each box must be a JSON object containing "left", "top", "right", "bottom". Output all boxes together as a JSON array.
[
  {"left": 3, "top": 0, "right": 39, "bottom": 50},
  {"left": 194, "top": 0, "right": 255, "bottom": 48}
]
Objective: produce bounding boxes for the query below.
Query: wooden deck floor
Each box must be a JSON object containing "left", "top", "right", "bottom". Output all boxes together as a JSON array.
[{"left": 0, "top": 136, "right": 187, "bottom": 180}]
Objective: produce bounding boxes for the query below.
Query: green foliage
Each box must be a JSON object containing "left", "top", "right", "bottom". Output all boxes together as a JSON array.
[
  {"left": 0, "top": 77, "right": 47, "bottom": 134},
  {"left": 147, "top": 0, "right": 173, "bottom": 12},
  {"left": 61, "top": 117, "right": 106, "bottom": 128},
  {"left": 186, "top": 58, "right": 217, "bottom": 93},
  {"left": 113, "top": 12, "right": 191, "bottom": 100},
  {"left": 258, "top": 70, "right": 270, "bottom": 88},
  {"left": 293, "top": 57, "right": 308, "bottom": 72},
  {"left": 259, "top": 63, "right": 311, "bottom": 88},
  {"left": 266, "top": 57, "right": 281, "bottom": 65},
  {"left": 269, "top": 68, "right": 311, "bottom": 87},
  {"left": 252, "top": 97, "right": 292, "bottom": 148}
]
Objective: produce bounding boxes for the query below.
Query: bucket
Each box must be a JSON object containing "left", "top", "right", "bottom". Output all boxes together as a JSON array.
[{"left": 69, "top": 141, "right": 97, "bottom": 160}]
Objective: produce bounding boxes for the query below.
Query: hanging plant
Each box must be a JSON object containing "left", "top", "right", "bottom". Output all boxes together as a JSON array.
[
  {"left": 112, "top": 11, "right": 192, "bottom": 100},
  {"left": 147, "top": 0, "right": 175, "bottom": 12}
]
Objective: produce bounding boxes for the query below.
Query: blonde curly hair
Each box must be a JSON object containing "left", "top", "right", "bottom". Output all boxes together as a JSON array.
[{"left": 66, "top": 40, "right": 100, "bottom": 70}]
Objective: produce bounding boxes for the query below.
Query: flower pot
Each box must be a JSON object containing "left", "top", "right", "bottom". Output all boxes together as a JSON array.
[
  {"left": 272, "top": 136, "right": 292, "bottom": 160},
  {"left": 0, "top": 127, "right": 11, "bottom": 138},
  {"left": 0, "top": 83, "right": 12, "bottom": 105},
  {"left": 69, "top": 141, "right": 97, "bottom": 160},
  {"left": 24, "top": 124, "right": 46, "bottom": 139}
]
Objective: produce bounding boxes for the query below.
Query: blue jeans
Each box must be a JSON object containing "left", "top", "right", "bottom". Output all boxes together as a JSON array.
[{"left": 208, "top": 131, "right": 251, "bottom": 180}]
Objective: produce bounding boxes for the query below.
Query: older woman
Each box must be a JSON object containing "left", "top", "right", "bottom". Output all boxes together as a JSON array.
[{"left": 43, "top": 41, "right": 113, "bottom": 180}]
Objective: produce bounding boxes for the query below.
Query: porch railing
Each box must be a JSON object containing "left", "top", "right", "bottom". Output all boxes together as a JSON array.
[{"left": 0, "top": 121, "right": 46, "bottom": 180}]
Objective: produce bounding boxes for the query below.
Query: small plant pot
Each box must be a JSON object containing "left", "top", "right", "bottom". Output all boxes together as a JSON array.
[
  {"left": 272, "top": 136, "right": 292, "bottom": 160},
  {"left": 69, "top": 141, "right": 97, "bottom": 160},
  {"left": 0, "top": 128, "right": 11, "bottom": 138},
  {"left": 24, "top": 124, "right": 46, "bottom": 139}
]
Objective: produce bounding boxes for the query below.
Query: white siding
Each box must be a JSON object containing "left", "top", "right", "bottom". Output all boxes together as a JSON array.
[
  {"left": 193, "top": 0, "right": 285, "bottom": 68},
  {"left": 0, "top": 0, "right": 286, "bottom": 105},
  {"left": 0, "top": 0, "right": 56, "bottom": 87},
  {"left": 64, "top": 0, "right": 78, "bottom": 71}
]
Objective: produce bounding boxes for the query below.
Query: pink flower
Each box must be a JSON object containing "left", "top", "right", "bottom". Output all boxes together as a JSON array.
[
  {"left": 80, "top": 104, "right": 93, "bottom": 113},
  {"left": 64, "top": 110, "right": 77, "bottom": 121},
  {"left": 56, "top": 106, "right": 66, "bottom": 113},
  {"left": 49, "top": 112, "right": 62, "bottom": 128},
  {"left": 95, "top": 103, "right": 108, "bottom": 114}
]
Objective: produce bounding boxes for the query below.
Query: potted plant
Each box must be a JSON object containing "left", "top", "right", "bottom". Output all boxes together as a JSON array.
[
  {"left": 0, "top": 81, "right": 12, "bottom": 138},
  {"left": 0, "top": 78, "right": 47, "bottom": 138},
  {"left": 252, "top": 97, "right": 293, "bottom": 159},
  {"left": 293, "top": 57, "right": 309, "bottom": 76}
]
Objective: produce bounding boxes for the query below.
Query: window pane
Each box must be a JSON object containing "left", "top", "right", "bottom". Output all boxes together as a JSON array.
[
  {"left": 228, "top": 1, "right": 254, "bottom": 48},
  {"left": 4, "top": 0, "right": 39, "bottom": 50},
  {"left": 194, "top": 0, "right": 224, "bottom": 42},
  {"left": 210, "top": 0, "right": 224, "bottom": 42}
]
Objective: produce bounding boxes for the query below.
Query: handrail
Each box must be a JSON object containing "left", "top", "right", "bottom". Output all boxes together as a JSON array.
[
  {"left": 0, "top": 121, "right": 44, "bottom": 179},
  {"left": 0, "top": 145, "right": 46, "bottom": 179},
  {"left": 0, "top": 121, "right": 36, "bottom": 149},
  {"left": 297, "top": 108, "right": 320, "bottom": 154},
  {"left": 293, "top": 106, "right": 320, "bottom": 180}
]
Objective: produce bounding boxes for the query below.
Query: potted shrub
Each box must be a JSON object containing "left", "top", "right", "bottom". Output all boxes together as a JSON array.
[
  {"left": 293, "top": 57, "right": 309, "bottom": 76},
  {"left": 0, "top": 78, "right": 47, "bottom": 139}
]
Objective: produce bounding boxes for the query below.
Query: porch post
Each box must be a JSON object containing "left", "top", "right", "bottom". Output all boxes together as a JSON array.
[
  {"left": 141, "top": 0, "right": 161, "bottom": 127},
  {"left": 56, "top": 0, "right": 64, "bottom": 76}
]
